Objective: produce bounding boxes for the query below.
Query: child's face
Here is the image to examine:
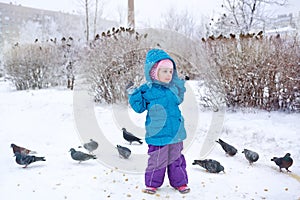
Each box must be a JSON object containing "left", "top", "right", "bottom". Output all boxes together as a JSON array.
[{"left": 158, "top": 68, "right": 173, "bottom": 83}]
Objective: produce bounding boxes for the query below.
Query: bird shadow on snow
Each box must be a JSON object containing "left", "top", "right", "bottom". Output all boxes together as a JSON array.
[
  {"left": 113, "top": 154, "right": 133, "bottom": 161},
  {"left": 121, "top": 142, "right": 143, "bottom": 146},
  {"left": 259, "top": 165, "right": 300, "bottom": 182},
  {"left": 70, "top": 162, "right": 98, "bottom": 167},
  {"left": 191, "top": 167, "right": 226, "bottom": 175},
  {"left": 268, "top": 165, "right": 294, "bottom": 174},
  {"left": 16, "top": 164, "right": 47, "bottom": 170}
]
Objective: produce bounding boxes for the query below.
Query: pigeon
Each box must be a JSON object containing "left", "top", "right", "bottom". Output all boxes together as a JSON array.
[
  {"left": 192, "top": 159, "right": 225, "bottom": 173},
  {"left": 242, "top": 149, "right": 259, "bottom": 164},
  {"left": 69, "top": 148, "right": 97, "bottom": 163},
  {"left": 14, "top": 152, "right": 45, "bottom": 168},
  {"left": 215, "top": 138, "right": 237, "bottom": 156},
  {"left": 122, "top": 128, "right": 143, "bottom": 145},
  {"left": 116, "top": 145, "right": 131, "bottom": 159},
  {"left": 11, "top": 143, "right": 37, "bottom": 155},
  {"left": 271, "top": 153, "right": 293, "bottom": 172},
  {"left": 83, "top": 139, "right": 98, "bottom": 154}
]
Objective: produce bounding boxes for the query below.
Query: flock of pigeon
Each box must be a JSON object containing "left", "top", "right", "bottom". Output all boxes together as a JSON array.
[
  {"left": 10, "top": 127, "right": 142, "bottom": 168},
  {"left": 10, "top": 130, "right": 293, "bottom": 174},
  {"left": 192, "top": 138, "right": 293, "bottom": 174}
]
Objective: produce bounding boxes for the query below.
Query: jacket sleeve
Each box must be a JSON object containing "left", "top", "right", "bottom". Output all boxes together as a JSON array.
[
  {"left": 128, "top": 84, "right": 149, "bottom": 113},
  {"left": 174, "top": 78, "right": 186, "bottom": 104}
]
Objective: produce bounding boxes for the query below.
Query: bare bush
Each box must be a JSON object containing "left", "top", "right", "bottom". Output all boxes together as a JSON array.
[
  {"left": 4, "top": 37, "right": 79, "bottom": 90},
  {"left": 78, "top": 27, "right": 203, "bottom": 104},
  {"left": 4, "top": 43, "right": 63, "bottom": 90},
  {"left": 78, "top": 27, "right": 148, "bottom": 103},
  {"left": 201, "top": 32, "right": 300, "bottom": 112}
]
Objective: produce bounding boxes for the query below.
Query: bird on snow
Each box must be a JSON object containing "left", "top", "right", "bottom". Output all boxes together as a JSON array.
[
  {"left": 14, "top": 152, "right": 45, "bottom": 168},
  {"left": 215, "top": 138, "right": 237, "bottom": 156},
  {"left": 82, "top": 139, "right": 98, "bottom": 154},
  {"left": 116, "top": 145, "right": 131, "bottom": 159},
  {"left": 242, "top": 149, "right": 259, "bottom": 164},
  {"left": 122, "top": 128, "right": 143, "bottom": 145},
  {"left": 69, "top": 148, "right": 97, "bottom": 163},
  {"left": 192, "top": 159, "right": 225, "bottom": 173},
  {"left": 271, "top": 153, "right": 293, "bottom": 172},
  {"left": 11, "top": 143, "right": 37, "bottom": 155}
]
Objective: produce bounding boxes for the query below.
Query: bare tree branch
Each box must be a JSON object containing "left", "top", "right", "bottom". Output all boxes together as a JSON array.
[{"left": 211, "top": 0, "right": 288, "bottom": 34}]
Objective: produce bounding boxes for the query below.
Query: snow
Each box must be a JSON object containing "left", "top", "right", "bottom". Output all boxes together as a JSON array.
[{"left": 0, "top": 78, "right": 299, "bottom": 200}]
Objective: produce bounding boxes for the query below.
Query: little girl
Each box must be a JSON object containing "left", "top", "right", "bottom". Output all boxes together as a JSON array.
[{"left": 128, "top": 48, "right": 190, "bottom": 194}]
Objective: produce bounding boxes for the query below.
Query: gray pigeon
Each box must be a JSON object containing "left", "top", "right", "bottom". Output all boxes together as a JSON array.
[
  {"left": 69, "top": 148, "right": 97, "bottom": 163},
  {"left": 122, "top": 128, "right": 143, "bottom": 145},
  {"left": 242, "top": 149, "right": 259, "bottom": 164},
  {"left": 116, "top": 145, "right": 131, "bottom": 159},
  {"left": 14, "top": 152, "right": 45, "bottom": 168},
  {"left": 271, "top": 153, "right": 293, "bottom": 172},
  {"left": 216, "top": 138, "right": 237, "bottom": 156},
  {"left": 192, "top": 159, "right": 225, "bottom": 173},
  {"left": 11, "top": 143, "right": 37, "bottom": 155},
  {"left": 83, "top": 139, "right": 98, "bottom": 154}
]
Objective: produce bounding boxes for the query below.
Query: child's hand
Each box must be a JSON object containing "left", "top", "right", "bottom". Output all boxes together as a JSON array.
[
  {"left": 125, "top": 81, "right": 135, "bottom": 95},
  {"left": 125, "top": 81, "right": 134, "bottom": 90}
]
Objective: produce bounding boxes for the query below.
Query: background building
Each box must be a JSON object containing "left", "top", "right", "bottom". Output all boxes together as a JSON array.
[{"left": 0, "top": 2, "right": 117, "bottom": 49}]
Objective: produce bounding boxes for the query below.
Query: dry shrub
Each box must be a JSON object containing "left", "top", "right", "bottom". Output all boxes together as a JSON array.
[
  {"left": 79, "top": 27, "right": 148, "bottom": 103},
  {"left": 201, "top": 33, "right": 300, "bottom": 112},
  {"left": 4, "top": 38, "right": 77, "bottom": 90}
]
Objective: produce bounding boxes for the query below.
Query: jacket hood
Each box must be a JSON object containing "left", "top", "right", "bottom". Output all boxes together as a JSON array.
[{"left": 144, "top": 49, "right": 179, "bottom": 84}]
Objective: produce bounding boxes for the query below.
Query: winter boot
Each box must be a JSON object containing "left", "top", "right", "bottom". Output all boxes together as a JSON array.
[
  {"left": 176, "top": 185, "right": 190, "bottom": 194},
  {"left": 142, "top": 187, "right": 157, "bottom": 194}
]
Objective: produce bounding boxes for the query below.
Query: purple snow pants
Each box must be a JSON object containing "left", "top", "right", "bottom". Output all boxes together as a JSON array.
[{"left": 145, "top": 142, "right": 188, "bottom": 188}]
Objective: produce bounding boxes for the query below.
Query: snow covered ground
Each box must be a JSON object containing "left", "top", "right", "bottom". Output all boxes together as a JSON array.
[{"left": 0, "top": 78, "right": 299, "bottom": 200}]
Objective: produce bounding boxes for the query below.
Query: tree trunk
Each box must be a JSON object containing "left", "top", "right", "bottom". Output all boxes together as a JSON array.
[
  {"left": 128, "top": 0, "right": 135, "bottom": 27},
  {"left": 85, "top": 0, "right": 89, "bottom": 42},
  {"left": 94, "top": 0, "right": 98, "bottom": 38}
]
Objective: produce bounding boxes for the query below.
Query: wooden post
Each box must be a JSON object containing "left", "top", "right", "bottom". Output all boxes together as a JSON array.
[{"left": 128, "top": 0, "right": 135, "bottom": 28}]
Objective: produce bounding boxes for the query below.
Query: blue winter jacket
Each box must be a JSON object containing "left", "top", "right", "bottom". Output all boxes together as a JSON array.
[{"left": 128, "top": 49, "right": 187, "bottom": 146}]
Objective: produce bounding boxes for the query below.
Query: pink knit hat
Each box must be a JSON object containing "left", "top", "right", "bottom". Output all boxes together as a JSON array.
[{"left": 150, "top": 59, "right": 174, "bottom": 80}]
